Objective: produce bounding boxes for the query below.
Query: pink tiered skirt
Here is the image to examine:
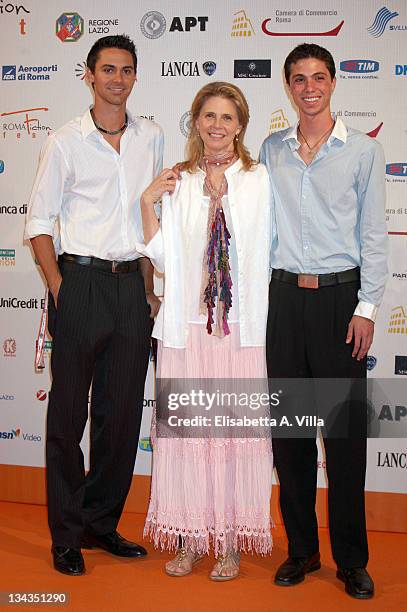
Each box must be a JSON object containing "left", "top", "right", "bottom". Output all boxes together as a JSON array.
[{"left": 144, "top": 324, "right": 273, "bottom": 556}]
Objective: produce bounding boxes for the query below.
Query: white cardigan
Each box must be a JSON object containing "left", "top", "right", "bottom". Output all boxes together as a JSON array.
[{"left": 141, "top": 159, "right": 271, "bottom": 348}]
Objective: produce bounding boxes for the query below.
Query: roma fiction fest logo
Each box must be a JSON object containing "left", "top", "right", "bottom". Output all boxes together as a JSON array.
[
  {"left": 1, "top": 106, "right": 52, "bottom": 140},
  {"left": 161, "top": 61, "right": 216, "bottom": 77},
  {"left": 262, "top": 9, "right": 344, "bottom": 36},
  {"left": 234, "top": 60, "right": 271, "bottom": 79},
  {"left": 339, "top": 60, "right": 380, "bottom": 79},
  {"left": 2, "top": 64, "right": 58, "bottom": 81},
  {"left": 231, "top": 10, "right": 255, "bottom": 37},
  {"left": 140, "top": 11, "right": 208, "bottom": 39},
  {"left": 0, "top": 248, "right": 15, "bottom": 266},
  {"left": 56, "top": 12, "right": 84, "bottom": 42},
  {"left": 388, "top": 305, "right": 407, "bottom": 335},
  {"left": 3, "top": 338, "right": 16, "bottom": 357},
  {"left": 269, "top": 109, "right": 290, "bottom": 133}
]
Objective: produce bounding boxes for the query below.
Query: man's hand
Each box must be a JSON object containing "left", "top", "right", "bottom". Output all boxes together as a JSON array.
[
  {"left": 146, "top": 292, "right": 161, "bottom": 318},
  {"left": 346, "top": 315, "right": 375, "bottom": 361}
]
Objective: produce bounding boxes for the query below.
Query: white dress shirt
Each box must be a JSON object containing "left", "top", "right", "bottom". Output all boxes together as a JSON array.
[
  {"left": 139, "top": 160, "right": 271, "bottom": 348},
  {"left": 25, "top": 108, "right": 164, "bottom": 261}
]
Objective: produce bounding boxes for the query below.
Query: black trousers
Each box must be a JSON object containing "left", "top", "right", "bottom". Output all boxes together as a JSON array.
[
  {"left": 46, "top": 259, "right": 151, "bottom": 548},
  {"left": 266, "top": 277, "right": 368, "bottom": 569}
]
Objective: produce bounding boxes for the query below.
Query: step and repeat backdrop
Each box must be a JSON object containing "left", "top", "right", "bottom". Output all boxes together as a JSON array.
[{"left": 1, "top": 1, "right": 406, "bottom": 513}]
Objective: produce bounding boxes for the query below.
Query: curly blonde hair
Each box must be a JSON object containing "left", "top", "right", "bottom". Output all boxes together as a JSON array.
[{"left": 180, "top": 81, "right": 256, "bottom": 173}]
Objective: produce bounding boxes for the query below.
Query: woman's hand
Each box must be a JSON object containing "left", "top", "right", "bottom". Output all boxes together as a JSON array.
[{"left": 141, "top": 168, "right": 178, "bottom": 207}]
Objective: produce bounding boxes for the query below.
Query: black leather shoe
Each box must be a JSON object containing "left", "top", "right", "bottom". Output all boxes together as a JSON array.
[
  {"left": 274, "top": 552, "right": 321, "bottom": 586},
  {"left": 52, "top": 546, "right": 85, "bottom": 576},
  {"left": 81, "top": 531, "right": 147, "bottom": 558},
  {"left": 337, "top": 567, "right": 374, "bottom": 599}
]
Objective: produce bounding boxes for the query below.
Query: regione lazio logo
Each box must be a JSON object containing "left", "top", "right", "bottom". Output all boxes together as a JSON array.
[
  {"left": 140, "top": 11, "right": 166, "bottom": 39},
  {"left": 2, "top": 66, "right": 16, "bottom": 80},
  {"left": 231, "top": 10, "right": 255, "bottom": 37},
  {"left": 367, "top": 6, "right": 399, "bottom": 37},
  {"left": 56, "top": 12, "right": 84, "bottom": 42}
]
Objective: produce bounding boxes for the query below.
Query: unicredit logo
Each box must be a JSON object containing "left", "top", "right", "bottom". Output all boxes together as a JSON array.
[
  {"left": 340, "top": 60, "right": 379, "bottom": 73},
  {"left": 0, "top": 297, "right": 44, "bottom": 309}
]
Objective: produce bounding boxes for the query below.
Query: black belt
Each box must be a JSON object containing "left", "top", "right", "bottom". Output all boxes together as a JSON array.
[
  {"left": 272, "top": 267, "right": 360, "bottom": 289},
  {"left": 62, "top": 253, "right": 140, "bottom": 274}
]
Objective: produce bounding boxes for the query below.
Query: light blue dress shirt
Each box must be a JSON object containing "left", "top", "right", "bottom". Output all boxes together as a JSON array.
[{"left": 259, "top": 118, "right": 388, "bottom": 321}]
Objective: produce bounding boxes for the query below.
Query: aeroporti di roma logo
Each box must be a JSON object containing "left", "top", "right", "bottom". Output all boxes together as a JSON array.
[{"left": 56, "top": 12, "right": 84, "bottom": 42}]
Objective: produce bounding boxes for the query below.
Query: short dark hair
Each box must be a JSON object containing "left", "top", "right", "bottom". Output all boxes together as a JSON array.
[
  {"left": 284, "top": 43, "right": 336, "bottom": 83},
  {"left": 86, "top": 34, "right": 137, "bottom": 73}
]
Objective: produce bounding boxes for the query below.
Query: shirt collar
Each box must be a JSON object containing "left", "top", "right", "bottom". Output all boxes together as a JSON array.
[
  {"left": 282, "top": 116, "right": 348, "bottom": 150},
  {"left": 80, "top": 107, "right": 136, "bottom": 139}
]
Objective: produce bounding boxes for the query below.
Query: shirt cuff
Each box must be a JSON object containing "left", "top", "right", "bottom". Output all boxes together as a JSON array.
[
  {"left": 135, "top": 229, "right": 164, "bottom": 274},
  {"left": 24, "top": 219, "right": 54, "bottom": 240},
  {"left": 353, "top": 300, "right": 378, "bottom": 323}
]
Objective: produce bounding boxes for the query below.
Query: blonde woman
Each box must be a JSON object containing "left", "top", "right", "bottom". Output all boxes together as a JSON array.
[{"left": 141, "top": 82, "right": 272, "bottom": 580}]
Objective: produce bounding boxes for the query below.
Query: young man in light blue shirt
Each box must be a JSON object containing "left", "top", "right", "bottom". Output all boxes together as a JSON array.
[{"left": 260, "top": 43, "right": 387, "bottom": 600}]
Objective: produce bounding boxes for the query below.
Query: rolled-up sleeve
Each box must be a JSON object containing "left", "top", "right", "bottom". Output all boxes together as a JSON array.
[
  {"left": 136, "top": 229, "right": 164, "bottom": 274},
  {"left": 24, "top": 135, "right": 70, "bottom": 240},
  {"left": 357, "top": 140, "right": 388, "bottom": 309}
]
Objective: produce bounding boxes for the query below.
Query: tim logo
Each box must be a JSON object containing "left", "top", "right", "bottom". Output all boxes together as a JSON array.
[
  {"left": 367, "top": 6, "right": 398, "bottom": 37},
  {"left": 2, "top": 66, "right": 16, "bottom": 80},
  {"left": 340, "top": 60, "right": 379, "bottom": 73},
  {"left": 386, "top": 163, "right": 407, "bottom": 176}
]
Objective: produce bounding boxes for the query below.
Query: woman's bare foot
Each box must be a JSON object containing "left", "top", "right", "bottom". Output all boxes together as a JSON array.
[
  {"left": 210, "top": 551, "right": 240, "bottom": 581},
  {"left": 165, "top": 548, "right": 204, "bottom": 577}
]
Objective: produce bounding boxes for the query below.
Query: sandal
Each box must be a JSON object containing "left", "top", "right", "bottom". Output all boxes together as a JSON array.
[
  {"left": 165, "top": 547, "right": 205, "bottom": 577},
  {"left": 210, "top": 551, "right": 240, "bottom": 581}
]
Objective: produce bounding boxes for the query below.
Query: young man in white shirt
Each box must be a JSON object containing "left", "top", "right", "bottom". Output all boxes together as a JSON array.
[
  {"left": 25, "top": 35, "right": 163, "bottom": 576},
  {"left": 260, "top": 43, "right": 388, "bottom": 600}
]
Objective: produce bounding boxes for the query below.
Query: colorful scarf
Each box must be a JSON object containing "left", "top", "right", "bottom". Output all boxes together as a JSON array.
[{"left": 199, "top": 172, "right": 233, "bottom": 337}]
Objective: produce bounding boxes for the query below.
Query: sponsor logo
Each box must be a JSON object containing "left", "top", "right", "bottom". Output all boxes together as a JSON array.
[
  {"left": 335, "top": 109, "right": 377, "bottom": 119},
  {"left": 56, "top": 12, "right": 84, "bottom": 42},
  {"left": 2, "top": 65, "right": 16, "bottom": 80},
  {"left": 0, "top": 394, "right": 14, "bottom": 400},
  {"left": 161, "top": 61, "right": 215, "bottom": 77},
  {"left": 0, "top": 428, "right": 20, "bottom": 439},
  {"left": 1, "top": 106, "right": 51, "bottom": 140},
  {"left": 0, "top": 248, "right": 15, "bottom": 266},
  {"left": 139, "top": 114, "right": 155, "bottom": 122},
  {"left": 0, "top": 204, "right": 26, "bottom": 215},
  {"left": 75, "top": 61, "right": 87, "bottom": 80},
  {"left": 231, "top": 10, "right": 255, "bottom": 37},
  {"left": 393, "top": 271, "right": 407, "bottom": 280},
  {"left": 139, "top": 437, "right": 152, "bottom": 452},
  {"left": 140, "top": 11, "right": 166, "bottom": 39},
  {"left": 202, "top": 61, "right": 216, "bottom": 76},
  {"left": 262, "top": 12, "right": 344, "bottom": 36},
  {"left": 269, "top": 109, "right": 290, "bottom": 133},
  {"left": 388, "top": 305, "right": 407, "bottom": 334},
  {"left": 377, "top": 450, "right": 406, "bottom": 468},
  {"left": 0, "top": 427, "right": 41, "bottom": 442},
  {"left": 0, "top": 2, "right": 29, "bottom": 15},
  {"left": 0, "top": 297, "right": 45, "bottom": 309},
  {"left": 19, "top": 16, "right": 26, "bottom": 34},
  {"left": 378, "top": 404, "right": 407, "bottom": 421},
  {"left": 386, "top": 163, "right": 407, "bottom": 176},
  {"left": 179, "top": 111, "right": 192, "bottom": 138},
  {"left": 366, "top": 355, "right": 377, "bottom": 371},
  {"left": 366, "top": 123, "right": 383, "bottom": 138},
  {"left": 0, "top": 161, "right": 4, "bottom": 174},
  {"left": 395, "top": 356, "right": 407, "bottom": 375},
  {"left": 36, "top": 389, "right": 47, "bottom": 401},
  {"left": 88, "top": 18, "right": 119, "bottom": 35},
  {"left": 234, "top": 59, "right": 271, "bottom": 78},
  {"left": 3, "top": 64, "right": 58, "bottom": 81},
  {"left": 367, "top": 6, "right": 399, "bottom": 37},
  {"left": 395, "top": 64, "right": 407, "bottom": 75},
  {"left": 3, "top": 338, "right": 16, "bottom": 357},
  {"left": 339, "top": 60, "right": 379, "bottom": 79},
  {"left": 169, "top": 16, "right": 208, "bottom": 32}
]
